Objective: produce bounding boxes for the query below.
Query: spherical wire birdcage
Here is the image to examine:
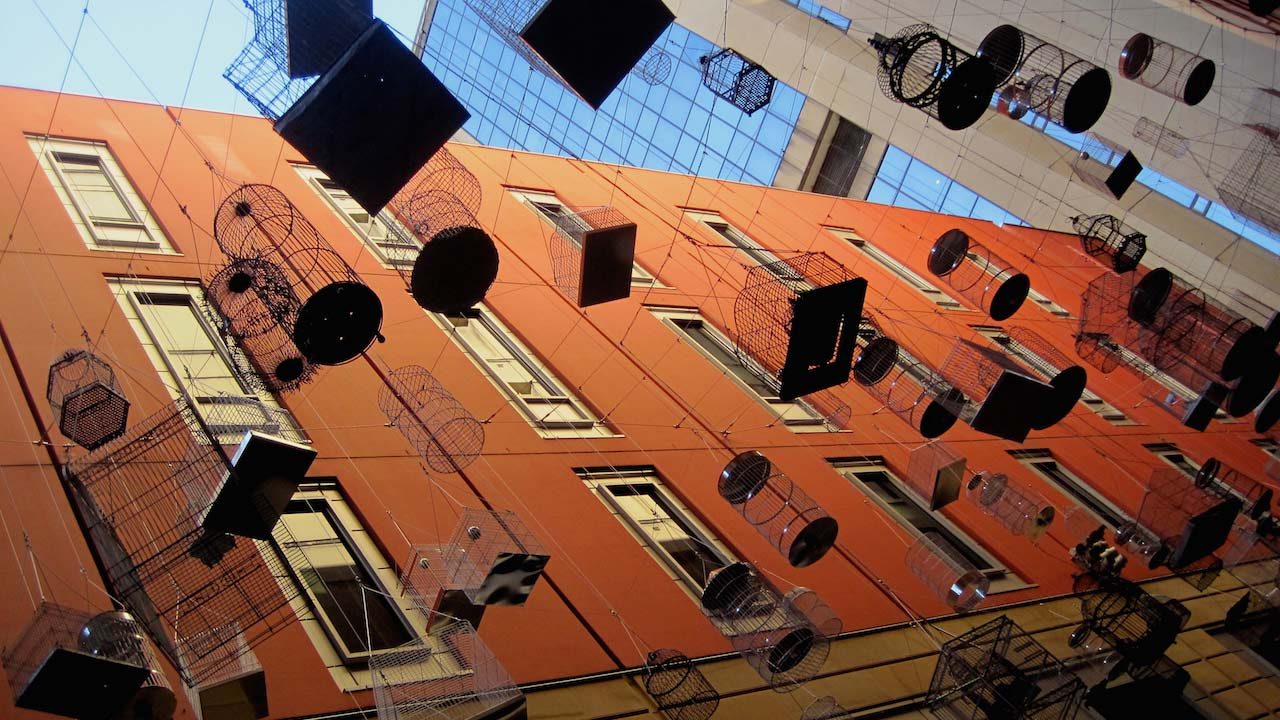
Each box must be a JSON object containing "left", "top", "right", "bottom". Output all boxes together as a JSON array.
[{"left": 634, "top": 45, "right": 674, "bottom": 85}]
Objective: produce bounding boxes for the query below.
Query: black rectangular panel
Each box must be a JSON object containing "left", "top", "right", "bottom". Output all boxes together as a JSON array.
[
  {"left": 285, "top": 0, "right": 374, "bottom": 78},
  {"left": 578, "top": 223, "right": 637, "bottom": 307},
  {"left": 969, "top": 371, "right": 1054, "bottom": 442},
  {"left": 16, "top": 648, "right": 149, "bottom": 718},
  {"left": 1168, "top": 497, "right": 1241, "bottom": 570},
  {"left": 1106, "top": 151, "right": 1144, "bottom": 199},
  {"left": 778, "top": 278, "right": 867, "bottom": 401}
]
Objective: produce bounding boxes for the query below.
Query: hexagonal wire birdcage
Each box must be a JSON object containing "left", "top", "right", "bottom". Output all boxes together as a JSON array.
[
  {"left": 643, "top": 648, "right": 720, "bottom": 720},
  {"left": 967, "top": 471, "right": 1056, "bottom": 540},
  {"left": 46, "top": 348, "right": 130, "bottom": 450},
  {"left": 718, "top": 451, "right": 839, "bottom": 568},
  {"left": 976, "top": 23, "right": 1111, "bottom": 133},
  {"left": 378, "top": 365, "right": 485, "bottom": 474},
  {"left": 1119, "top": 33, "right": 1216, "bottom": 106},
  {"left": 869, "top": 24, "right": 997, "bottom": 131},
  {"left": 852, "top": 312, "right": 967, "bottom": 438},
  {"left": 699, "top": 48, "right": 776, "bottom": 115},
  {"left": 1071, "top": 214, "right": 1147, "bottom": 274},
  {"left": 928, "top": 229, "right": 1031, "bottom": 321}
]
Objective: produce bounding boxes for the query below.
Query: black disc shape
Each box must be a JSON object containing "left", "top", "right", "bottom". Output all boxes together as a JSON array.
[
  {"left": 1218, "top": 324, "right": 1267, "bottom": 382},
  {"left": 1226, "top": 361, "right": 1280, "bottom": 417},
  {"left": 1183, "top": 59, "right": 1215, "bottom": 106},
  {"left": 1128, "top": 268, "right": 1172, "bottom": 324},
  {"left": 719, "top": 451, "right": 771, "bottom": 504},
  {"left": 928, "top": 229, "right": 970, "bottom": 277},
  {"left": 976, "top": 24, "right": 1025, "bottom": 86},
  {"left": 1031, "top": 365, "right": 1088, "bottom": 430},
  {"left": 987, "top": 273, "right": 1030, "bottom": 321},
  {"left": 1118, "top": 33, "right": 1154, "bottom": 79},
  {"left": 788, "top": 516, "right": 838, "bottom": 568},
  {"left": 1194, "top": 458, "right": 1221, "bottom": 488},
  {"left": 699, "top": 562, "right": 756, "bottom": 615},
  {"left": 854, "top": 336, "right": 899, "bottom": 386},
  {"left": 1255, "top": 388, "right": 1280, "bottom": 434},
  {"left": 275, "top": 357, "right": 307, "bottom": 384},
  {"left": 411, "top": 226, "right": 500, "bottom": 313},
  {"left": 228, "top": 271, "right": 253, "bottom": 293},
  {"left": 767, "top": 628, "right": 816, "bottom": 674},
  {"left": 936, "top": 57, "right": 997, "bottom": 131},
  {"left": 1060, "top": 67, "right": 1111, "bottom": 134},
  {"left": 293, "top": 282, "right": 383, "bottom": 365},
  {"left": 920, "top": 389, "right": 965, "bottom": 438}
]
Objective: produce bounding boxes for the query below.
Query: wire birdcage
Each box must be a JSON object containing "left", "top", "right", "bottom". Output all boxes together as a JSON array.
[
  {"left": 178, "top": 623, "right": 266, "bottom": 720},
  {"left": 199, "top": 394, "right": 308, "bottom": 448},
  {"left": 1170, "top": 552, "right": 1223, "bottom": 591},
  {"left": 643, "top": 649, "right": 720, "bottom": 720},
  {"left": 1218, "top": 124, "right": 1280, "bottom": 235},
  {"left": 1132, "top": 117, "right": 1191, "bottom": 159},
  {"left": 79, "top": 610, "right": 176, "bottom": 720},
  {"left": 379, "top": 365, "right": 484, "bottom": 474},
  {"left": 1130, "top": 466, "right": 1242, "bottom": 570},
  {"left": 370, "top": 618, "right": 523, "bottom": 720},
  {"left": 1071, "top": 141, "right": 1143, "bottom": 201},
  {"left": 928, "top": 229, "right": 1031, "bottom": 321},
  {"left": 1119, "top": 33, "right": 1215, "bottom": 106},
  {"left": 732, "top": 252, "right": 866, "bottom": 401},
  {"left": 439, "top": 508, "right": 550, "bottom": 606},
  {"left": 927, "top": 616, "right": 1085, "bottom": 720},
  {"left": 968, "top": 471, "right": 1056, "bottom": 540},
  {"left": 46, "top": 348, "right": 130, "bottom": 450},
  {"left": 401, "top": 544, "right": 490, "bottom": 632},
  {"left": 868, "top": 24, "right": 997, "bottom": 131},
  {"left": 634, "top": 45, "right": 674, "bottom": 85},
  {"left": 66, "top": 401, "right": 316, "bottom": 686},
  {"left": 1194, "top": 457, "right": 1273, "bottom": 521},
  {"left": 1071, "top": 214, "right": 1146, "bottom": 274},
  {"left": 801, "top": 696, "right": 846, "bottom": 720},
  {"left": 700, "top": 48, "right": 775, "bottom": 115},
  {"left": 853, "top": 314, "right": 966, "bottom": 438},
  {"left": 393, "top": 147, "right": 483, "bottom": 220},
  {"left": 545, "top": 206, "right": 638, "bottom": 308},
  {"left": 1069, "top": 579, "right": 1189, "bottom": 674},
  {"left": 1075, "top": 270, "right": 1144, "bottom": 374},
  {"left": 718, "top": 451, "right": 839, "bottom": 568},
  {"left": 699, "top": 563, "right": 841, "bottom": 692},
  {"left": 906, "top": 441, "right": 967, "bottom": 511},
  {"left": 205, "top": 258, "right": 317, "bottom": 392},
  {"left": 907, "top": 531, "right": 990, "bottom": 611},
  {"left": 939, "top": 337, "right": 1081, "bottom": 439},
  {"left": 976, "top": 24, "right": 1111, "bottom": 133},
  {"left": 214, "top": 184, "right": 383, "bottom": 365}
]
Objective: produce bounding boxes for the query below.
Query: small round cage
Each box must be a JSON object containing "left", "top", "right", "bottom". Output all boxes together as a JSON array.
[
  {"left": 392, "top": 186, "right": 498, "bottom": 314},
  {"left": 1119, "top": 33, "right": 1215, "bottom": 106},
  {"left": 213, "top": 184, "right": 383, "bottom": 366},
  {"left": 801, "top": 696, "right": 846, "bottom": 720},
  {"left": 1133, "top": 117, "right": 1191, "bottom": 159},
  {"left": 79, "top": 611, "right": 176, "bottom": 720},
  {"left": 205, "top": 258, "right": 317, "bottom": 392},
  {"left": 699, "top": 48, "right": 775, "bottom": 115},
  {"left": 928, "top": 229, "right": 1031, "bottom": 321},
  {"left": 967, "top": 471, "right": 1056, "bottom": 540},
  {"left": 634, "top": 45, "right": 674, "bottom": 86},
  {"left": 378, "top": 365, "right": 484, "bottom": 473},
  {"left": 976, "top": 24, "right": 1111, "bottom": 133},
  {"left": 719, "top": 451, "right": 839, "bottom": 568},
  {"left": 853, "top": 315, "right": 965, "bottom": 438},
  {"left": 869, "top": 24, "right": 996, "bottom": 131},
  {"left": 906, "top": 531, "right": 990, "bottom": 611},
  {"left": 940, "top": 337, "right": 1084, "bottom": 432},
  {"left": 643, "top": 649, "right": 720, "bottom": 720},
  {"left": 1071, "top": 214, "right": 1147, "bottom": 274},
  {"left": 46, "top": 349, "right": 130, "bottom": 450}
]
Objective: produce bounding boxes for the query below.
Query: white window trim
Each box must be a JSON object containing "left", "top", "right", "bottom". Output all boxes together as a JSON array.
[
  {"left": 28, "top": 136, "right": 174, "bottom": 253},
  {"left": 510, "top": 189, "right": 661, "bottom": 287},
  {"left": 827, "top": 227, "right": 962, "bottom": 308},
  {"left": 648, "top": 306, "right": 835, "bottom": 432},
  {"left": 684, "top": 210, "right": 809, "bottom": 288},
  {"left": 1011, "top": 449, "right": 1131, "bottom": 530},
  {"left": 831, "top": 458, "right": 1029, "bottom": 594},
  {"left": 1144, "top": 443, "right": 1201, "bottom": 477},
  {"left": 295, "top": 165, "right": 420, "bottom": 269}
]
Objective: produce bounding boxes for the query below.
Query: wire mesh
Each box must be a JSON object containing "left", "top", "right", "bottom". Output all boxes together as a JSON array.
[
  {"left": 178, "top": 623, "right": 264, "bottom": 704},
  {"left": 1069, "top": 579, "right": 1189, "bottom": 673},
  {"left": 391, "top": 147, "right": 483, "bottom": 221},
  {"left": 633, "top": 45, "right": 674, "bottom": 85},
  {"left": 1119, "top": 33, "right": 1215, "bottom": 106},
  {"left": 199, "top": 394, "right": 308, "bottom": 448},
  {"left": 545, "top": 206, "right": 637, "bottom": 308},
  {"left": 1218, "top": 124, "right": 1280, "bottom": 235},
  {"left": 80, "top": 610, "right": 177, "bottom": 720},
  {"left": 378, "top": 365, "right": 484, "bottom": 474},
  {"left": 369, "top": 617, "right": 523, "bottom": 720},
  {"left": 927, "top": 615, "right": 1085, "bottom": 720},
  {"left": 205, "top": 258, "right": 317, "bottom": 392},
  {"left": 214, "top": 184, "right": 383, "bottom": 365},
  {"left": 905, "top": 440, "right": 967, "bottom": 510},
  {"left": 642, "top": 648, "right": 720, "bottom": 720},
  {"left": 927, "top": 229, "right": 1030, "bottom": 321},
  {"left": 387, "top": 182, "right": 498, "bottom": 314},
  {"left": 1195, "top": 457, "right": 1273, "bottom": 522},
  {"left": 439, "top": 508, "right": 550, "bottom": 606},
  {"left": 976, "top": 24, "right": 1111, "bottom": 133},
  {"left": 66, "top": 401, "right": 314, "bottom": 687},
  {"left": 801, "top": 696, "right": 846, "bottom": 719},
  {"left": 940, "top": 337, "right": 1076, "bottom": 433},
  {"left": 1170, "top": 552, "right": 1223, "bottom": 591},
  {"left": 868, "top": 24, "right": 996, "bottom": 131},
  {"left": 967, "top": 471, "right": 1056, "bottom": 540},
  {"left": 906, "top": 531, "right": 990, "bottom": 611},
  {"left": 699, "top": 48, "right": 775, "bottom": 115},
  {"left": 1132, "top": 117, "right": 1191, "bottom": 159},
  {"left": 718, "top": 451, "right": 839, "bottom": 568},
  {"left": 1131, "top": 466, "right": 1241, "bottom": 570},
  {"left": 699, "top": 562, "right": 840, "bottom": 692},
  {"left": 1071, "top": 214, "right": 1146, "bottom": 274},
  {"left": 46, "top": 348, "right": 130, "bottom": 450},
  {"left": 853, "top": 315, "right": 965, "bottom": 438},
  {"left": 1075, "top": 269, "right": 1145, "bottom": 374}
]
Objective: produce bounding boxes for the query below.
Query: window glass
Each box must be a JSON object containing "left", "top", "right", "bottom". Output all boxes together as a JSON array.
[
  {"left": 1012, "top": 449, "right": 1128, "bottom": 528},
  {"left": 297, "top": 167, "right": 420, "bottom": 267}
]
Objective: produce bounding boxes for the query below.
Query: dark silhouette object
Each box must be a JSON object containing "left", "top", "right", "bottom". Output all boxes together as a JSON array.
[
  {"left": 700, "top": 48, "right": 776, "bottom": 115},
  {"left": 643, "top": 649, "right": 720, "bottom": 720},
  {"left": 869, "top": 24, "right": 996, "bottom": 131},
  {"left": 46, "top": 348, "right": 130, "bottom": 450},
  {"left": 719, "top": 451, "right": 839, "bottom": 568}
]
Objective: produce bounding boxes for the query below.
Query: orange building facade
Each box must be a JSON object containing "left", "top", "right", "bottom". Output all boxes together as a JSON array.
[{"left": 0, "top": 85, "right": 1276, "bottom": 719}]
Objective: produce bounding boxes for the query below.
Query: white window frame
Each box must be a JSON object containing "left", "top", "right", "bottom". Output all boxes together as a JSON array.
[
  {"left": 1026, "top": 287, "right": 1072, "bottom": 318},
  {"left": 578, "top": 467, "right": 734, "bottom": 600},
  {"left": 1011, "top": 449, "right": 1131, "bottom": 529},
  {"left": 28, "top": 136, "right": 173, "bottom": 252},
  {"left": 685, "top": 210, "right": 810, "bottom": 288},
  {"left": 429, "top": 304, "right": 613, "bottom": 438},
  {"left": 1252, "top": 438, "right": 1280, "bottom": 459},
  {"left": 827, "top": 227, "right": 962, "bottom": 308},
  {"left": 831, "top": 458, "right": 1027, "bottom": 593},
  {"left": 511, "top": 189, "right": 660, "bottom": 287},
  {"left": 648, "top": 306, "right": 834, "bottom": 432},
  {"left": 1144, "top": 443, "right": 1201, "bottom": 477},
  {"left": 296, "top": 165, "right": 421, "bottom": 268}
]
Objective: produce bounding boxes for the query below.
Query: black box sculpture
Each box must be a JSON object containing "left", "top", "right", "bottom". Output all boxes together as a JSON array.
[
  {"left": 545, "top": 206, "right": 638, "bottom": 307},
  {"left": 928, "top": 229, "right": 1031, "bottom": 321},
  {"left": 282, "top": 0, "right": 373, "bottom": 78},
  {"left": 1131, "top": 467, "right": 1241, "bottom": 570},
  {"left": 977, "top": 23, "right": 1111, "bottom": 133},
  {"left": 939, "top": 338, "right": 1081, "bottom": 441},
  {"left": 1119, "top": 33, "right": 1216, "bottom": 106},
  {"left": 870, "top": 25, "right": 996, "bottom": 131},
  {"left": 719, "top": 451, "right": 839, "bottom": 568},
  {"left": 46, "top": 348, "right": 130, "bottom": 450}
]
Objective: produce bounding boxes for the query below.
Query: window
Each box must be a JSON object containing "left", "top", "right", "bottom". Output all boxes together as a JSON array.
[
  {"left": 831, "top": 458, "right": 1024, "bottom": 591},
  {"left": 511, "top": 190, "right": 658, "bottom": 286},
  {"left": 868, "top": 145, "right": 1025, "bottom": 227},
  {"left": 110, "top": 279, "right": 303, "bottom": 444},
  {"left": 28, "top": 136, "right": 173, "bottom": 252},
  {"left": 782, "top": 0, "right": 852, "bottom": 31},
  {"left": 433, "top": 305, "right": 611, "bottom": 437},
  {"left": 828, "top": 228, "right": 961, "bottom": 308},
  {"left": 1145, "top": 443, "right": 1201, "bottom": 477},
  {"left": 686, "top": 210, "right": 808, "bottom": 287},
  {"left": 297, "top": 166, "right": 420, "bottom": 268},
  {"left": 578, "top": 467, "right": 732, "bottom": 596},
  {"left": 649, "top": 307, "right": 830, "bottom": 430},
  {"left": 1253, "top": 438, "right": 1280, "bottom": 460},
  {"left": 1011, "top": 449, "right": 1130, "bottom": 529},
  {"left": 1026, "top": 287, "right": 1072, "bottom": 318}
]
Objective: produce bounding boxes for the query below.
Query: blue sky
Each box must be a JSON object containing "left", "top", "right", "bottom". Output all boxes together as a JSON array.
[{"left": 0, "top": 0, "right": 426, "bottom": 112}]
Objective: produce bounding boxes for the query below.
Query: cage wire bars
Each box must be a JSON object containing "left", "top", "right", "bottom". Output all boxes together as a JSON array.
[
  {"left": 928, "top": 229, "right": 1031, "bottom": 322},
  {"left": 700, "top": 48, "right": 777, "bottom": 116},
  {"left": 852, "top": 312, "right": 967, "bottom": 439},
  {"left": 46, "top": 348, "right": 130, "bottom": 450},
  {"left": 378, "top": 365, "right": 485, "bottom": 474},
  {"left": 544, "top": 206, "right": 639, "bottom": 308},
  {"left": 643, "top": 648, "right": 720, "bottom": 720},
  {"left": 976, "top": 23, "right": 1111, "bottom": 133},
  {"left": 718, "top": 451, "right": 839, "bottom": 568},
  {"left": 869, "top": 24, "right": 997, "bottom": 131}
]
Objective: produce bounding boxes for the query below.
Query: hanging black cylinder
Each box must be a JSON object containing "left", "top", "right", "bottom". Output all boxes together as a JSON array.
[
  {"left": 928, "top": 229, "right": 1030, "bottom": 320},
  {"left": 1071, "top": 214, "right": 1146, "bottom": 273},
  {"left": 977, "top": 24, "right": 1111, "bottom": 133},
  {"left": 853, "top": 314, "right": 965, "bottom": 438},
  {"left": 1119, "top": 33, "right": 1215, "bottom": 106},
  {"left": 214, "top": 184, "right": 383, "bottom": 366},
  {"left": 205, "top": 258, "right": 317, "bottom": 392},
  {"left": 718, "top": 451, "right": 838, "bottom": 568},
  {"left": 869, "top": 24, "right": 997, "bottom": 131}
]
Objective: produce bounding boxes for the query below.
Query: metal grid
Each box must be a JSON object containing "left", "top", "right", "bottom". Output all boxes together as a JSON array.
[
  {"left": 3, "top": 604, "right": 104, "bottom": 711},
  {"left": 46, "top": 348, "right": 130, "bottom": 450},
  {"left": 1075, "top": 270, "right": 1142, "bottom": 373},
  {"left": 1133, "top": 117, "right": 1191, "bottom": 158},
  {"left": 199, "top": 394, "right": 308, "bottom": 448},
  {"left": 643, "top": 648, "right": 720, "bottom": 720},
  {"left": 370, "top": 617, "right": 523, "bottom": 720},
  {"left": 968, "top": 471, "right": 1056, "bottom": 540},
  {"left": 1132, "top": 466, "right": 1241, "bottom": 569},
  {"left": 1070, "top": 579, "right": 1189, "bottom": 673},
  {"left": 977, "top": 24, "right": 1111, "bottom": 133},
  {"left": 869, "top": 24, "right": 995, "bottom": 131},
  {"left": 66, "top": 401, "right": 313, "bottom": 686},
  {"left": 214, "top": 184, "right": 382, "bottom": 366},
  {"left": 379, "top": 365, "right": 484, "bottom": 474},
  {"left": 853, "top": 315, "right": 965, "bottom": 438},
  {"left": 927, "top": 615, "right": 1084, "bottom": 720},
  {"left": 1218, "top": 125, "right": 1280, "bottom": 235},
  {"left": 545, "top": 206, "right": 636, "bottom": 307},
  {"left": 906, "top": 531, "right": 990, "bottom": 611},
  {"left": 1119, "top": 33, "right": 1216, "bottom": 106},
  {"left": 633, "top": 45, "right": 674, "bottom": 85},
  {"left": 905, "top": 440, "right": 967, "bottom": 510},
  {"left": 718, "top": 451, "right": 839, "bottom": 568},
  {"left": 699, "top": 48, "right": 775, "bottom": 115},
  {"left": 439, "top": 508, "right": 549, "bottom": 606},
  {"left": 1071, "top": 214, "right": 1147, "bottom": 274},
  {"left": 177, "top": 623, "right": 264, "bottom": 701},
  {"left": 927, "top": 229, "right": 1030, "bottom": 321},
  {"left": 391, "top": 147, "right": 483, "bottom": 222}
]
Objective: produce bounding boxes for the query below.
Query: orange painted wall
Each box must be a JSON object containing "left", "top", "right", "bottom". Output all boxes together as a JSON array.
[{"left": 0, "top": 85, "right": 1273, "bottom": 718}]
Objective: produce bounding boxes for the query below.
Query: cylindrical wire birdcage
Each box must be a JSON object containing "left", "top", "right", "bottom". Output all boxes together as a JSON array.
[
  {"left": 940, "top": 337, "right": 1083, "bottom": 431},
  {"left": 205, "top": 258, "right": 317, "bottom": 392},
  {"left": 1119, "top": 33, "right": 1215, "bottom": 106},
  {"left": 378, "top": 365, "right": 484, "bottom": 473},
  {"left": 214, "top": 184, "right": 383, "bottom": 366},
  {"left": 928, "top": 229, "right": 1031, "bottom": 321},
  {"left": 79, "top": 611, "right": 176, "bottom": 720},
  {"left": 968, "top": 471, "right": 1056, "bottom": 540},
  {"left": 1075, "top": 270, "right": 1144, "bottom": 374},
  {"left": 1217, "top": 124, "right": 1280, "bottom": 235},
  {"left": 390, "top": 187, "right": 499, "bottom": 313},
  {"left": 634, "top": 45, "right": 674, "bottom": 85},
  {"left": 643, "top": 649, "right": 720, "bottom": 720},
  {"left": 699, "top": 48, "right": 776, "bottom": 115},
  {"left": 699, "top": 563, "right": 840, "bottom": 692},
  {"left": 869, "top": 24, "right": 997, "bottom": 131},
  {"left": 906, "top": 531, "right": 990, "bottom": 611},
  {"left": 719, "top": 451, "right": 839, "bottom": 568},
  {"left": 976, "top": 24, "right": 1112, "bottom": 133},
  {"left": 46, "top": 348, "right": 130, "bottom": 450},
  {"left": 801, "top": 696, "right": 846, "bottom": 720},
  {"left": 1195, "top": 457, "right": 1274, "bottom": 522},
  {"left": 1133, "top": 117, "right": 1191, "bottom": 159},
  {"left": 395, "top": 147, "right": 482, "bottom": 219},
  {"left": 853, "top": 314, "right": 966, "bottom": 438},
  {"left": 1071, "top": 214, "right": 1147, "bottom": 274}
]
